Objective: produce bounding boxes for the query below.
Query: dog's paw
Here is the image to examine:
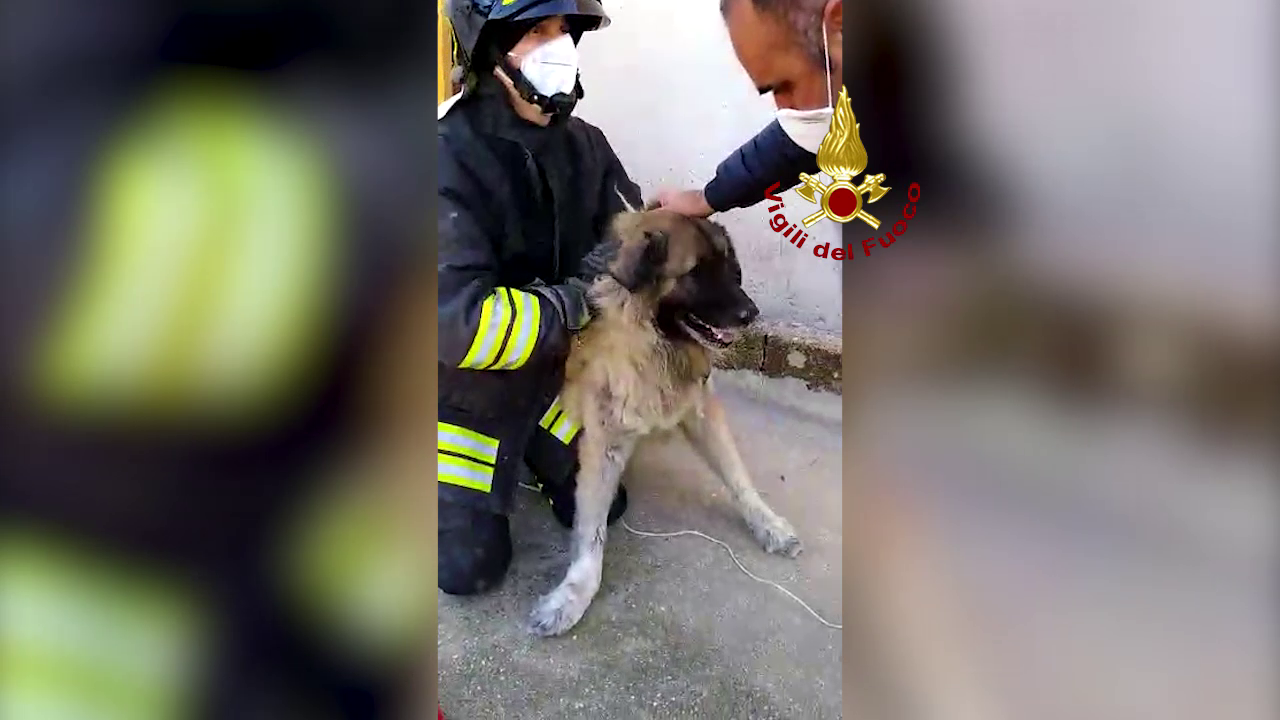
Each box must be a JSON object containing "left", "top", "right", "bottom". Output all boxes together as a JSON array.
[
  {"left": 751, "top": 515, "right": 803, "bottom": 558},
  {"left": 526, "top": 582, "right": 594, "bottom": 637}
]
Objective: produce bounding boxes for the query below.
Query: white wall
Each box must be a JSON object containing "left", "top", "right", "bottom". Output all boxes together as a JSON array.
[{"left": 574, "top": 0, "right": 845, "bottom": 336}]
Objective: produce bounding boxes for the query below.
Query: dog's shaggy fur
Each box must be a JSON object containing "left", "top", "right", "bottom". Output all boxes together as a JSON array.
[{"left": 527, "top": 208, "right": 802, "bottom": 637}]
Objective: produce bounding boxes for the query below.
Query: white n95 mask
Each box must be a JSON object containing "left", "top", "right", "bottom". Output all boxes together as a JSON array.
[
  {"left": 511, "top": 34, "right": 580, "bottom": 98},
  {"left": 777, "top": 105, "right": 836, "bottom": 155},
  {"left": 776, "top": 20, "right": 835, "bottom": 154}
]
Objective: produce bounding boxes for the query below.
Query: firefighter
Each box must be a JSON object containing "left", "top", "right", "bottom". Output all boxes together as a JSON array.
[{"left": 438, "top": 0, "right": 642, "bottom": 596}]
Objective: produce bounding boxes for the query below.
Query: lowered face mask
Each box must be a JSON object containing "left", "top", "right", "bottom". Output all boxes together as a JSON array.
[
  {"left": 776, "top": 21, "right": 835, "bottom": 154},
  {"left": 510, "top": 33, "right": 581, "bottom": 100}
]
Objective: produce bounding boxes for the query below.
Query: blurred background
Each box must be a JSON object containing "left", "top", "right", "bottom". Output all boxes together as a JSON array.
[
  {"left": 838, "top": 1, "right": 1277, "bottom": 719},
  {"left": 2, "top": 1, "right": 437, "bottom": 718}
]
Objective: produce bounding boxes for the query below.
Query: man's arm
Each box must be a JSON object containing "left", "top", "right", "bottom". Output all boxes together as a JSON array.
[
  {"left": 658, "top": 120, "right": 820, "bottom": 217},
  {"left": 702, "top": 119, "right": 820, "bottom": 213}
]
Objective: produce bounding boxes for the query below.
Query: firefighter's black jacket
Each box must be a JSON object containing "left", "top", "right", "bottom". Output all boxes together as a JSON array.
[{"left": 437, "top": 76, "right": 642, "bottom": 515}]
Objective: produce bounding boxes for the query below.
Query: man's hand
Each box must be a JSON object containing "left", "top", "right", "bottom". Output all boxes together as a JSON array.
[{"left": 655, "top": 188, "right": 713, "bottom": 218}]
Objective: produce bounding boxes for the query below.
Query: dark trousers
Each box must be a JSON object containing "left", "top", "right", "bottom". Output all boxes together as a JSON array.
[{"left": 438, "top": 394, "right": 579, "bottom": 596}]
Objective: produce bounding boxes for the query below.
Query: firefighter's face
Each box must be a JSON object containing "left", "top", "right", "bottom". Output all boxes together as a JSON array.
[
  {"left": 507, "top": 15, "right": 572, "bottom": 59},
  {"left": 493, "top": 15, "right": 575, "bottom": 125}
]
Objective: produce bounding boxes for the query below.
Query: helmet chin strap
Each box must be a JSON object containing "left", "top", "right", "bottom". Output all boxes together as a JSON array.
[{"left": 497, "top": 55, "right": 579, "bottom": 119}]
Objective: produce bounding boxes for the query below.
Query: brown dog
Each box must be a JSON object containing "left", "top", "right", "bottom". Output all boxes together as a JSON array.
[{"left": 527, "top": 207, "right": 802, "bottom": 637}]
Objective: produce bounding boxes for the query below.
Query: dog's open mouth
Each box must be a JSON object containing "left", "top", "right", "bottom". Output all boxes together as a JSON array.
[{"left": 679, "top": 314, "right": 739, "bottom": 348}]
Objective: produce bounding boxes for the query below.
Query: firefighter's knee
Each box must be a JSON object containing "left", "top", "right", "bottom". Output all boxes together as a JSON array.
[{"left": 438, "top": 500, "right": 512, "bottom": 596}]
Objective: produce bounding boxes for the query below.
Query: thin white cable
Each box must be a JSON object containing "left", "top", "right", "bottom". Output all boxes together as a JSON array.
[{"left": 519, "top": 483, "right": 842, "bottom": 630}]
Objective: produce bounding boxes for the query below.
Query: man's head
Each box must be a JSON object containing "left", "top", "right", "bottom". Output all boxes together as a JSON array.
[
  {"left": 491, "top": 15, "right": 575, "bottom": 125},
  {"left": 721, "top": 0, "right": 843, "bottom": 111}
]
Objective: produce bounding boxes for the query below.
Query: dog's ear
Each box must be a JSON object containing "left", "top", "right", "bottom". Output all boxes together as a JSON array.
[
  {"left": 697, "top": 218, "right": 735, "bottom": 254},
  {"left": 610, "top": 228, "right": 668, "bottom": 292}
]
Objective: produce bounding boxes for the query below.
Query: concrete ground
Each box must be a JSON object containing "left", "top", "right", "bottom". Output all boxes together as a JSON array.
[{"left": 438, "top": 371, "right": 845, "bottom": 719}]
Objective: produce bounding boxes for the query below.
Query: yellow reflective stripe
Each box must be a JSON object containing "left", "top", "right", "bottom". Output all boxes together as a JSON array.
[
  {"left": 438, "top": 454, "right": 494, "bottom": 493},
  {"left": 29, "top": 73, "right": 338, "bottom": 424},
  {"left": 36, "top": 110, "right": 215, "bottom": 410},
  {"left": 538, "top": 396, "right": 564, "bottom": 430},
  {"left": 0, "top": 529, "right": 208, "bottom": 720},
  {"left": 492, "top": 289, "right": 541, "bottom": 370},
  {"left": 436, "top": 422, "right": 497, "bottom": 493},
  {"left": 186, "top": 96, "right": 334, "bottom": 406},
  {"left": 549, "top": 410, "right": 582, "bottom": 444},
  {"left": 437, "top": 421, "right": 499, "bottom": 465},
  {"left": 458, "top": 290, "right": 515, "bottom": 370},
  {"left": 538, "top": 395, "right": 580, "bottom": 444},
  {"left": 277, "top": 473, "right": 435, "bottom": 671}
]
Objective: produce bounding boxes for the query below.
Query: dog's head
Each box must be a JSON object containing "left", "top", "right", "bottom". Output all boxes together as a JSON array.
[{"left": 603, "top": 207, "right": 759, "bottom": 349}]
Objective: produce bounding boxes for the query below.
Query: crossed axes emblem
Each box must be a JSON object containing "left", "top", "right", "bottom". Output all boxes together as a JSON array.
[{"left": 794, "top": 171, "right": 890, "bottom": 229}]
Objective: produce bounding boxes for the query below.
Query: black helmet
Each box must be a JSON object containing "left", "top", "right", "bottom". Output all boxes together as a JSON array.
[{"left": 445, "top": 0, "right": 609, "bottom": 117}]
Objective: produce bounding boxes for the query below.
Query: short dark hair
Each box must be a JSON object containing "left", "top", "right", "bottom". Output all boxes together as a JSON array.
[{"left": 721, "top": 0, "right": 830, "bottom": 70}]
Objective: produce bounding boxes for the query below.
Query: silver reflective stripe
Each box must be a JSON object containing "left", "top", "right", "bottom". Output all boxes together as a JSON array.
[
  {"left": 494, "top": 290, "right": 539, "bottom": 369},
  {"left": 437, "top": 454, "right": 494, "bottom": 493},
  {"left": 538, "top": 397, "right": 562, "bottom": 428},
  {"left": 549, "top": 411, "right": 581, "bottom": 444},
  {"left": 437, "top": 422, "right": 498, "bottom": 465},
  {"left": 538, "top": 394, "right": 581, "bottom": 445},
  {"left": 458, "top": 292, "right": 514, "bottom": 370}
]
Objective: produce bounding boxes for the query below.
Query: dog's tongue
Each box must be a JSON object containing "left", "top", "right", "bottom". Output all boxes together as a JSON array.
[{"left": 709, "top": 326, "right": 737, "bottom": 344}]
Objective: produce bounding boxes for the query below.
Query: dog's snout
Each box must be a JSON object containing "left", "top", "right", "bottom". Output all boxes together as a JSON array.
[{"left": 737, "top": 300, "right": 759, "bottom": 325}]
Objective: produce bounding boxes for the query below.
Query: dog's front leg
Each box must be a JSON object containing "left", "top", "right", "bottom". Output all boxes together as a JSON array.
[
  {"left": 528, "top": 429, "right": 636, "bottom": 637},
  {"left": 680, "top": 390, "right": 802, "bottom": 558}
]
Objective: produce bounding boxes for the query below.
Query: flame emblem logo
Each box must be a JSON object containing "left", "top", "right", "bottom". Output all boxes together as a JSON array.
[{"left": 795, "top": 87, "right": 889, "bottom": 228}]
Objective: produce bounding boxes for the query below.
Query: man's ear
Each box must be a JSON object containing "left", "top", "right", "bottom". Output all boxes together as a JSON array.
[{"left": 609, "top": 229, "right": 668, "bottom": 292}]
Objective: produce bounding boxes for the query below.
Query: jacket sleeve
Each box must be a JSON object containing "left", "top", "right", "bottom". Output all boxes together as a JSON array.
[
  {"left": 702, "top": 120, "right": 820, "bottom": 213},
  {"left": 437, "top": 144, "right": 571, "bottom": 370}
]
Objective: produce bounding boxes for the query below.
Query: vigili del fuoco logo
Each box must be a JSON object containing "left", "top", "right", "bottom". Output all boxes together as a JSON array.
[{"left": 763, "top": 86, "right": 921, "bottom": 261}]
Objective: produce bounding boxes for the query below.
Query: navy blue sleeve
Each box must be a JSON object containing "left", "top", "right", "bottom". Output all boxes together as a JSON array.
[{"left": 702, "top": 120, "right": 820, "bottom": 213}]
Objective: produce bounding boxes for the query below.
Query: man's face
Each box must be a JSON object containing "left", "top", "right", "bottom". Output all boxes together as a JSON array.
[{"left": 725, "top": 0, "right": 842, "bottom": 111}]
